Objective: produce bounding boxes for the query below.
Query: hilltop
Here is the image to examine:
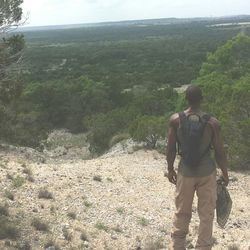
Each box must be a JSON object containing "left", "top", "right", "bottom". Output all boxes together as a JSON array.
[{"left": 0, "top": 143, "right": 249, "bottom": 249}]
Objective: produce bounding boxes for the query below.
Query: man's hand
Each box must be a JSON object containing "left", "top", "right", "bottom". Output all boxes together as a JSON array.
[{"left": 165, "top": 169, "right": 177, "bottom": 185}]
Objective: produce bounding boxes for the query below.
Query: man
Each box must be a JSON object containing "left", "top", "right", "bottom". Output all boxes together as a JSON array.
[{"left": 166, "top": 85, "right": 229, "bottom": 250}]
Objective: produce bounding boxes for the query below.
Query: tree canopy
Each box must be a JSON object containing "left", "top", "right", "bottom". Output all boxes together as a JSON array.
[{"left": 195, "top": 34, "right": 250, "bottom": 169}]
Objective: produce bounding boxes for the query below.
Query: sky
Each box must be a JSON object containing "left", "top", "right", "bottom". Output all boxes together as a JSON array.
[{"left": 21, "top": 0, "right": 250, "bottom": 27}]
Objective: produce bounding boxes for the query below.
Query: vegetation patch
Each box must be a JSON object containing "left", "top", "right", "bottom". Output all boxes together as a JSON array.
[
  {"left": 38, "top": 189, "right": 53, "bottom": 199},
  {"left": 4, "top": 190, "right": 14, "bottom": 201},
  {"left": 143, "top": 238, "right": 165, "bottom": 250},
  {"left": 138, "top": 217, "right": 149, "bottom": 227},
  {"left": 67, "top": 211, "right": 77, "bottom": 220},
  {"left": 12, "top": 176, "right": 26, "bottom": 188},
  {"left": 95, "top": 222, "right": 109, "bottom": 232},
  {"left": 116, "top": 207, "right": 125, "bottom": 214},
  {"left": 44, "top": 240, "right": 60, "bottom": 250},
  {"left": 83, "top": 201, "right": 92, "bottom": 208},
  {"left": 0, "top": 217, "right": 19, "bottom": 240},
  {"left": 80, "top": 230, "right": 89, "bottom": 241},
  {"left": 93, "top": 175, "right": 102, "bottom": 182},
  {"left": 31, "top": 218, "right": 49, "bottom": 232}
]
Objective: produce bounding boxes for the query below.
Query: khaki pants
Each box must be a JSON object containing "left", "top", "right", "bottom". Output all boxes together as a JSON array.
[{"left": 170, "top": 171, "right": 217, "bottom": 250}]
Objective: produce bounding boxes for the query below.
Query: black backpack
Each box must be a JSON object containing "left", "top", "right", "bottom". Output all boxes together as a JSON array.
[{"left": 178, "top": 112, "right": 211, "bottom": 168}]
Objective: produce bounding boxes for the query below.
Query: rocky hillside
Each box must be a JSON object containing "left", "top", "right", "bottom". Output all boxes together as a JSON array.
[{"left": 0, "top": 144, "right": 249, "bottom": 250}]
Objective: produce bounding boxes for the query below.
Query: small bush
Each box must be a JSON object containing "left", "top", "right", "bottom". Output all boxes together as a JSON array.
[
  {"left": 0, "top": 217, "right": 19, "bottom": 239},
  {"left": 80, "top": 230, "right": 89, "bottom": 241},
  {"left": 12, "top": 176, "right": 25, "bottom": 188},
  {"left": 84, "top": 201, "right": 92, "bottom": 208},
  {"left": 144, "top": 238, "right": 165, "bottom": 250},
  {"left": 67, "top": 212, "right": 76, "bottom": 220},
  {"left": 22, "top": 167, "right": 32, "bottom": 176},
  {"left": 31, "top": 218, "right": 49, "bottom": 231},
  {"left": 6, "top": 173, "right": 13, "bottom": 180},
  {"left": 4, "top": 191, "right": 14, "bottom": 201},
  {"left": 44, "top": 240, "right": 60, "bottom": 250},
  {"left": 112, "top": 225, "right": 123, "bottom": 233},
  {"left": 106, "top": 177, "right": 113, "bottom": 182},
  {"left": 38, "top": 189, "right": 53, "bottom": 199},
  {"left": 116, "top": 207, "right": 125, "bottom": 214},
  {"left": 93, "top": 175, "right": 102, "bottom": 182},
  {"left": 138, "top": 217, "right": 149, "bottom": 227},
  {"left": 0, "top": 205, "right": 9, "bottom": 217},
  {"left": 26, "top": 175, "right": 35, "bottom": 182},
  {"left": 109, "top": 133, "right": 130, "bottom": 148},
  {"left": 95, "top": 222, "right": 109, "bottom": 232},
  {"left": 63, "top": 229, "right": 73, "bottom": 241}
]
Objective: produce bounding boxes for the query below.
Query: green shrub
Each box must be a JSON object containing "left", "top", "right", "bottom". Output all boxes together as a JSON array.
[
  {"left": 12, "top": 176, "right": 25, "bottom": 188},
  {"left": 129, "top": 116, "right": 166, "bottom": 149},
  {"left": 95, "top": 222, "right": 109, "bottom": 232},
  {"left": 109, "top": 133, "right": 130, "bottom": 148},
  {"left": 137, "top": 217, "right": 149, "bottom": 227}
]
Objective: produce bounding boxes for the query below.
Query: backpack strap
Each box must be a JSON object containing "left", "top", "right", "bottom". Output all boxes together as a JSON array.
[
  {"left": 199, "top": 113, "right": 212, "bottom": 158},
  {"left": 177, "top": 112, "right": 186, "bottom": 155},
  {"left": 178, "top": 111, "right": 186, "bottom": 125}
]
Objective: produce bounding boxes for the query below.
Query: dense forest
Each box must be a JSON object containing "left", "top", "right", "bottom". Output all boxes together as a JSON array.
[{"left": 1, "top": 14, "right": 250, "bottom": 168}]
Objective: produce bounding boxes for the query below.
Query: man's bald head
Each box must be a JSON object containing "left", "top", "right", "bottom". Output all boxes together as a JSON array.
[{"left": 185, "top": 85, "right": 203, "bottom": 106}]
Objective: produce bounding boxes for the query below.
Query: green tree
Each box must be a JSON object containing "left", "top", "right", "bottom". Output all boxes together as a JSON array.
[
  {"left": 195, "top": 34, "right": 250, "bottom": 169},
  {"left": 0, "top": 0, "right": 25, "bottom": 144}
]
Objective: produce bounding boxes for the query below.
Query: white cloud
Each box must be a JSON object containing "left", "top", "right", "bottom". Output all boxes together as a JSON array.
[{"left": 21, "top": 0, "right": 250, "bottom": 26}]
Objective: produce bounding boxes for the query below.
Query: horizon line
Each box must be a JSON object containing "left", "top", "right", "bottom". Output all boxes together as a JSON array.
[{"left": 21, "top": 14, "right": 250, "bottom": 29}]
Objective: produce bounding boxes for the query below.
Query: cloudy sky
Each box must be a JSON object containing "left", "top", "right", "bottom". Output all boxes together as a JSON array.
[{"left": 22, "top": 0, "right": 250, "bottom": 27}]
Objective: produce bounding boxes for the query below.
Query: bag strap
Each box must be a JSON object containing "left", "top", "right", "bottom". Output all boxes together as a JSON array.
[
  {"left": 199, "top": 113, "right": 212, "bottom": 158},
  {"left": 177, "top": 112, "right": 186, "bottom": 155}
]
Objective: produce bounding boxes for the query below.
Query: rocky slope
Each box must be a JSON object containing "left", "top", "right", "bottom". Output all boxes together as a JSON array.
[{"left": 0, "top": 146, "right": 249, "bottom": 250}]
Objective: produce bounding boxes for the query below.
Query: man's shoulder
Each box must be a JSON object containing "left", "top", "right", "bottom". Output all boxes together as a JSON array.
[
  {"left": 169, "top": 113, "right": 180, "bottom": 128},
  {"left": 208, "top": 116, "right": 220, "bottom": 127}
]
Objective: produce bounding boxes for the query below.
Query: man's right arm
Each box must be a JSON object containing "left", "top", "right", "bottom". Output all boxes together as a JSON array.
[
  {"left": 166, "top": 114, "right": 178, "bottom": 185},
  {"left": 211, "top": 118, "right": 229, "bottom": 185}
]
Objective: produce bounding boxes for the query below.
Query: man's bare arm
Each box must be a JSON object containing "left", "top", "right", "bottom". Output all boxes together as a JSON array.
[
  {"left": 211, "top": 119, "right": 229, "bottom": 185},
  {"left": 166, "top": 126, "right": 177, "bottom": 171},
  {"left": 166, "top": 114, "right": 178, "bottom": 184}
]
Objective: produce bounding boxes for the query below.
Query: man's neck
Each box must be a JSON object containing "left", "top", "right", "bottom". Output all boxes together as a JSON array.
[{"left": 187, "top": 105, "right": 201, "bottom": 113}]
